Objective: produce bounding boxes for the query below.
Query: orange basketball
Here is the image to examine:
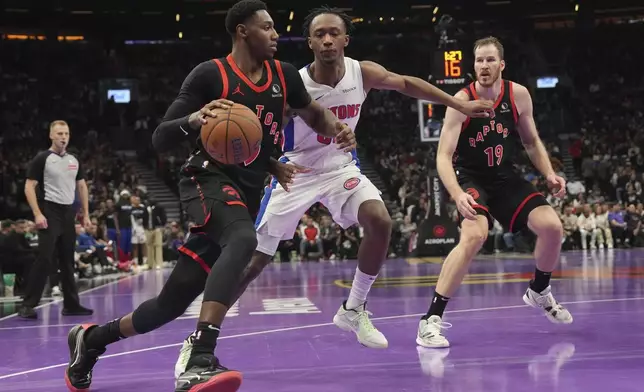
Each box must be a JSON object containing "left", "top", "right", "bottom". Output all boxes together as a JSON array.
[{"left": 200, "top": 103, "right": 263, "bottom": 165}]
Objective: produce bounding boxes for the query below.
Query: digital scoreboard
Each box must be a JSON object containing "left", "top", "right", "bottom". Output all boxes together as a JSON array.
[{"left": 432, "top": 49, "right": 469, "bottom": 94}]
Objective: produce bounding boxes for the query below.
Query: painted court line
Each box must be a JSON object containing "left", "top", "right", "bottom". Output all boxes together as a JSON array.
[
  {"left": 0, "top": 273, "right": 141, "bottom": 322},
  {"left": 1, "top": 295, "right": 643, "bottom": 381}
]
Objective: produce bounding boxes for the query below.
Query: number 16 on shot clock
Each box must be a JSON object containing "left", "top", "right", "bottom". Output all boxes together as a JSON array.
[{"left": 444, "top": 50, "right": 462, "bottom": 78}]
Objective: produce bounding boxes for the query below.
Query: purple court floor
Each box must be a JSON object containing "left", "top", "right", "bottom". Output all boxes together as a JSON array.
[{"left": 2, "top": 249, "right": 644, "bottom": 392}]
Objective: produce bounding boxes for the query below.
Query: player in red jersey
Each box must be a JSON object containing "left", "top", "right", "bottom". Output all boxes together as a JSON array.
[
  {"left": 416, "top": 36, "right": 572, "bottom": 349},
  {"left": 62, "top": 1, "right": 355, "bottom": 392}
]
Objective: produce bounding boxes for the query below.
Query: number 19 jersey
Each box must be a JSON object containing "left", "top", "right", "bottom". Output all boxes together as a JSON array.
[
  {"left": 281, "top": 57, "right": 366, "bottom": 172},
  {"left": 453, "top": 80, "right": 520, "bottom": 178}
]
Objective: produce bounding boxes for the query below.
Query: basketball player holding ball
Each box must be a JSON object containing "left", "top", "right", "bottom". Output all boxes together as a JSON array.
[
  {"left": 62, "top": 1, "right": 355, "bottom": 392},
  {"left": 170, "top": 8, "right": 495, "bottom": 371},
  {"left": 416, "top": 36, "right": 572, "bottom": 349}
]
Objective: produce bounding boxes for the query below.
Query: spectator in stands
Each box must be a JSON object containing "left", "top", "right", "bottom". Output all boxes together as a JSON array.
[
  {"left": 299, "top": 215, "right": 323, "bottom": 261},
  {"left": 625, "top": 204, "right": 642, "bottom": 247},
  {"left": 337, "top": 225, "right": 360, "bottom": 260},
  {"left": 143, "top": 199, "right": 166, "bottom": 270},
  {"left": 164, "top": 221, "right": 184, "bottom": 261},
  {"left": 577, "top": 204, "right": 600, "bottom": 250},
  {"left": 319, "top": 215, "right": 338, "bottom": 259},
  {"left": 609, "top": 204, "right": 628, "bottom": 247},
  {"left": 129, "top": 195, "right": 146, "bottom": 266},
  {"left": 594, "top": 204, "right": 613, "bottom": 249},
  {"left": 561, "top": 206, "right": 579, "bottom": 250},
  {"left": 75, "top": 223, "right": 115, "bottom": 275},
  {"left": 117, "top": 190, "right": 133, "bottom": 260},
  {"left": 0, "top": 219, "right": 35, "bottom": 294},
  {"left": 399, "top": 216, "right": 417, "bottom": 256}
]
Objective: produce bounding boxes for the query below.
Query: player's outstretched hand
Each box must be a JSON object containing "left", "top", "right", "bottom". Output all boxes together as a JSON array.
[
  {"left": 273, "top": 162, "right": 311, "bottom": 192},
  {"left": 547, "top": 174, "right": 567, "bottom": 198},
  {"left": 456, "top": 192, "right": 478, "bottom": 220},
  {"left": 335, "top": 122, "right": 357, "bottom": 152},
  {"left": 188, "top": 99, "right": 235, "bottom": 129},
  {"left": 460, "top": 99, "right": 495, "bottom": 118}
]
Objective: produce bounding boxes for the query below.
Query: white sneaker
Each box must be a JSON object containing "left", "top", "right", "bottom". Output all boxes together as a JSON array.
[
  {"left": 523, "top": 286, "right": 573, "bottom": 324},
  {"left": 416, "top": 315, "right": 451, "bottom": 348},
  {"left": 333, "top": 301, "right": 388, "bottom": 349},
  {"left": 174, "top": 333, "right": 195, "bottom": 382},
  {"left": 51, "top": 286, "right": 62, "bottom": 297}
]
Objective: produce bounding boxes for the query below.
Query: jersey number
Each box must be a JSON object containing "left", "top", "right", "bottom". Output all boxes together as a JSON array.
[
  {"left": 484, "top": 145, "right": 504, "bottom": 167},
  {"left": 317, "top": 135, "right": 335, "bottom": 145}
]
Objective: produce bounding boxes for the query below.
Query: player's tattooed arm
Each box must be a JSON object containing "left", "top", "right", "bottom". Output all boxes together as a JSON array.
[
  {"left": 360, "top": 61, "right": 492, "bottom": 118},
  {"left": 513, "top": 83, "right": 555, "bottom": 178}
]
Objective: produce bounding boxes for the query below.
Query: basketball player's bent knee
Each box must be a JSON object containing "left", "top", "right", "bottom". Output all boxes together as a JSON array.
[
  {"left": 528, "top": 206, "right": 563, "bottom": 240},
  {"left": 359, "top": 201, "right": 392, "bottom": 235},
  {"left": 459, "top": 216, "right": 489, "bottom": 254}
]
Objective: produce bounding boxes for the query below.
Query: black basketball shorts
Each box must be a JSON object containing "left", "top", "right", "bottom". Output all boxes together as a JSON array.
[
  {"left": 457, "top": 172, "right": 549, "bottom": 233},
  {"left": 176, "top": 169, "right": 259, "bottom": 272}
]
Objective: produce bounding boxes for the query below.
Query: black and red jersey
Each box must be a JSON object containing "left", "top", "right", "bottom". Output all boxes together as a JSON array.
[
  {"left": 453, "top": 80, "right": 520, "bottom": 178},
  {"left": 159, "top": 54, "right": 311, "bottom": 202}
]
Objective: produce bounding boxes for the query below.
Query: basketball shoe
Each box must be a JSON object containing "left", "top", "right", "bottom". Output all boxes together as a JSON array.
[
  {"left": 332, "top": 301, "right": 388, "bottom": 349},
  {"left": 523, "top": 285, "right": 573, "bottom": 324},
  {"left": 175, "top": 333, "right": 196, "bottom": 382},
  {"left": 65, "top": 324, "right": 105, "bottom": 392},
  {"left": 416, "top": 315, "right": 451, "bottom": 348},
  {"left": 174, "top": 354, "right": 242, "bottom": 392}
]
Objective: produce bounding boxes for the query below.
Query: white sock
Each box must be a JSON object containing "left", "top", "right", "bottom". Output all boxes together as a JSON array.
[{"left": 346, "top": 267, "right": 377, "bottom": 309}]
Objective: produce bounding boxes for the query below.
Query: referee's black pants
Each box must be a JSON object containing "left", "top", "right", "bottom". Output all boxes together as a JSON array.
[{"left": 22, "top": 202, "right": 81, "bottom": 309}]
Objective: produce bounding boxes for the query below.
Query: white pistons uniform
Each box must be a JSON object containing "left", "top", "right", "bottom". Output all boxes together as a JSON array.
[{"left": 255, "top": 57, "right": 383, "bottom": 256}]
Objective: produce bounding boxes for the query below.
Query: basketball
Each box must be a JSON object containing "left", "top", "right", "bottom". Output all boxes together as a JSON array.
[{"left": 200, "top": 103, "right": 263, "bottom": 165}]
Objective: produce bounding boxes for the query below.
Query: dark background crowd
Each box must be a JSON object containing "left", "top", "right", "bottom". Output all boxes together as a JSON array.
[{"left": 2, "top": 1, "right": 644, "bottom": 296}]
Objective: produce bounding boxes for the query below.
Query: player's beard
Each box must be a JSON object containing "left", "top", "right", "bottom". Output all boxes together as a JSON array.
[{"left": 477, "top": 68, "right": 501, "bottom": 88}]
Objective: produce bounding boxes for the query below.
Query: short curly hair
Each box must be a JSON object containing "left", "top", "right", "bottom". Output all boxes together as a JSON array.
[
  {"left": 302, "top": 6, "right": 354, "bottom": 38},
  {"left": 225, "top": 0, "right": 268, "bottom": 36}
]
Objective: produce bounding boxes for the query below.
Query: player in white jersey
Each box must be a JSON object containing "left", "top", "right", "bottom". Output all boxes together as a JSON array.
[
  {"left": 174, "top": 7, "right": 492, "bottom": 376},
  {"left": 238, "top": 7, "right": 490, "bottom": 343}
]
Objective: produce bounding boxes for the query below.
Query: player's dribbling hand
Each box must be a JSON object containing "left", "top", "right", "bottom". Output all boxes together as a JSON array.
[
  {"left": 272, "top": 162, "right": 311, "bottom": 192},
  {"left": 188, "top": 99, "right": 235, "bottom": 129},
  {"left": 460, "top": 99, "right": 495, "bottom": 118},
  {"left": 335, "top": 122, "right": 357, "bottom": 152},
  {"left": 456, "top": 192, "right": 478, "bottom": 220},
  {"left": 546, "top": 174, "right": 567, "bottom": 198}
]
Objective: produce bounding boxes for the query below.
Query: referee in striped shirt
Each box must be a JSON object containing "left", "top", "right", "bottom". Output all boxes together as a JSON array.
[{"left": 19, "top": 120, "right": 94, "bottom": 319}]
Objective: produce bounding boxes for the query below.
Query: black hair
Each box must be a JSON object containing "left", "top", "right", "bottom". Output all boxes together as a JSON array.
[
  {"left": 225, "top": 0, "right": 268, "bottom": 36},
  {"left": 302, "top": 6, "right": 354, "bottom": 38}
]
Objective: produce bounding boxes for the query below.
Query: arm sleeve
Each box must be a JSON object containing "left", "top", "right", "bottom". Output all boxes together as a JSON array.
[
  {"left": 280, "top": 62, "right": 312, "bottom": 110},
  {"left": 152, "top": 60, "right": 223, "bottom": 152},
  {"left": 26, "top": 152, "right": 48, "bottom": 182},
  {"left": 75, "top": 156, "right": 85, "bottom": 181}
]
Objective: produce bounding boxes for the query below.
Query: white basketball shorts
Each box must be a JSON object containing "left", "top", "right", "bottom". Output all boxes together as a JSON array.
[{"left": 255, "top": 162, "right": 382, "bottom": 256}]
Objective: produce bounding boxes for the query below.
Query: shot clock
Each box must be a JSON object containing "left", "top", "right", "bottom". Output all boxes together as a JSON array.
[{"left": 432, "top": 49, "right": 469, "bottom": 94}]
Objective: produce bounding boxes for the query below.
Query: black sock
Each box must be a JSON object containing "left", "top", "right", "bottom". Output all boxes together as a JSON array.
[
  {"left": 530, "top": 268, "right": 552, "bottom": 293},
  {"left": 188, "top": 322, "right": 221, "bottom": 364},
  {"left": 422, "top": 292, "right": 450, "bottom": 320},
  {"left": 85, "top": 318, "right": 126, "bottom": 349}
]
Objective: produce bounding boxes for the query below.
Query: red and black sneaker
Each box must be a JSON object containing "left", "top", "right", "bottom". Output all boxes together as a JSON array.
[
  {"left": 64, "top": 324, "right": 106, "bottom": 392},
  {"left": 174, "top": 354, "right": 242, "bottom": 392}
]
